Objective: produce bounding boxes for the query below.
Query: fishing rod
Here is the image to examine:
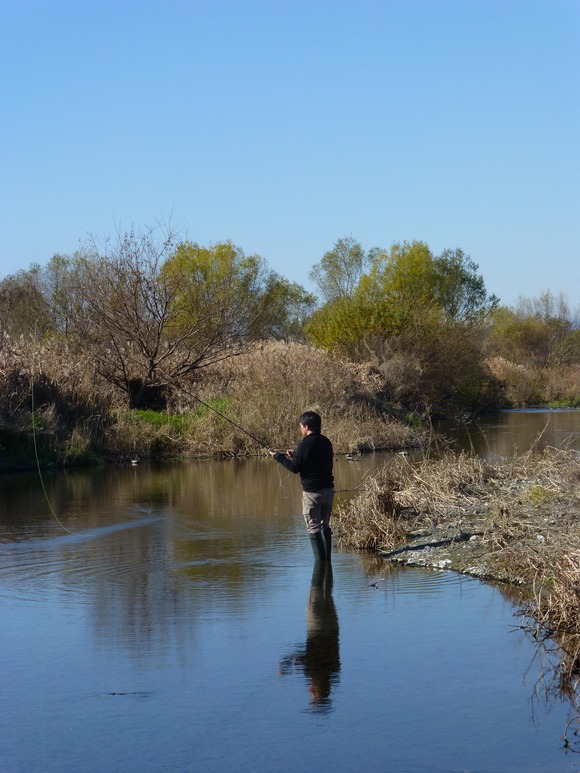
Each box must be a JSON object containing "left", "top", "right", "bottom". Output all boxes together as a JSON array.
[{"left": 179, "top": 385, "right": 273, "bottom": 450}]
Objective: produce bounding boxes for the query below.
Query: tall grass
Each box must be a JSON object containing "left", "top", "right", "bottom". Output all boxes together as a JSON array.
[
  {"left": 488, "top": 356, "right": 580, "bottom": 406},
  {"left": 334, "top": 452, "right": 495, "bottom": 551},
  {"left": 0, "top": 335, "right": 112, "bottom": 467},
  {"left": 194, "top": 341, "right": 422, "bottom": 454}
]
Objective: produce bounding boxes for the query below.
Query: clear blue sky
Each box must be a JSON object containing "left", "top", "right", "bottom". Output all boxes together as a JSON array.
[{"left": 1, "top": 0, "right": 579, "bottom": 309}]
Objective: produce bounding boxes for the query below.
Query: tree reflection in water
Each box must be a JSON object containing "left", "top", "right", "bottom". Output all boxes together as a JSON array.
[{"left": 279, "top": 562, "right": 340, "bottom": 713}]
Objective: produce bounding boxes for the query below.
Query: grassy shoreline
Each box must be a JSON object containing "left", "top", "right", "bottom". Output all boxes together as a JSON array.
[
  {"left": 0, "top": 403, "right": 425, "bottom": 472},
  {"left": 335, "top": 447, "right": 580, "bottom": 687}
]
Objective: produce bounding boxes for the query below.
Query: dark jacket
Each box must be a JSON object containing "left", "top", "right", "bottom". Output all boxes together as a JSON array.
[{"left": 275, "top": 433, "right": 334, "bottom": 492}]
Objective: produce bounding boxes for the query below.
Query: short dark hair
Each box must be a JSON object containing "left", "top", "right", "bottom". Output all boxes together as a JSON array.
[{"left": 299, "top": 411, "right": 321, "bottom": 433}]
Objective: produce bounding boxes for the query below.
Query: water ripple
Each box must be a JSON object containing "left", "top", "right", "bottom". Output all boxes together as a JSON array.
[{"left": 367, "top": 565, "right": 476, "bottom": 595}]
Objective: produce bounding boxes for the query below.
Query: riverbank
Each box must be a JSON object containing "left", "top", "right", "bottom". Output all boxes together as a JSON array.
[
  {"left": 0, "top": 340, "right": 430, "bottom": 471},
  {"left": 334, "top": 447, "right": 580, "bottom": 676}
]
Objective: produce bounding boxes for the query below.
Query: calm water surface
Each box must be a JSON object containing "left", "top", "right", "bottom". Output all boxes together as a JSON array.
[
  {"left": 438, "top": 408, "right": 580, "bottom": 459},
  {"left": 1, "top": 415, "right": 580, "bottom": 773}
]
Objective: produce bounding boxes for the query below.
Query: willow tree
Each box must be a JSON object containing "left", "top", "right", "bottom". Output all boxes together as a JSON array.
[
  {"left": 305, "top": 240, "right": 500, "bottom": 415},
  {"left": 165, "top": 240, "right": 317, "bottom": 339},
  {"left": 163, "top": 241, "right": 274, "bottom": 347}
]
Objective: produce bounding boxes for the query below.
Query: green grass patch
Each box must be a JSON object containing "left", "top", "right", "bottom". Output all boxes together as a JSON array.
[
  {"left": 548, "top": 399, "right": 580, "bottom": 409},
  {"left": 132, "top": 398, "right": 233, "bottom": 429},
  {"left": 526, "top": 485, "right": 554, "bottom": 506},
  {"left": 133, "top": 410, "right": 190, "bottom": 428}
]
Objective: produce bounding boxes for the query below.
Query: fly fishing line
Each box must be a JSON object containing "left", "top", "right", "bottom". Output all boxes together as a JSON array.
[
  {"left": 178, "top": 385, "right": 273, "bottom": 448},
  {"left": 30, "top": 333, "right": 76, "bottom": 534},
  {"left": 178, "top": 384, "right": 294, "bottom": 493}
]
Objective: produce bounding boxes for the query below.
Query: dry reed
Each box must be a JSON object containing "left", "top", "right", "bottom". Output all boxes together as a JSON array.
[
  {"left": 195, "top": 341, "right": 423, "bottom": 454},
  {"left": 1, "top": 337, "right": 425, "bottom": 464},
  {"left": 487, "top": 356, "right": 580, "bottom": 406},
  {"left": 336, "top": 445, "right": 580, "bottom": 680}
]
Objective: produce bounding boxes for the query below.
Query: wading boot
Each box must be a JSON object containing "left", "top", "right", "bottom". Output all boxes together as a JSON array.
[
  {"left": 309, "top": 530, "right": 327, "bottom": 562},
  {"left": 322, "top": 527, "right": 332, "bottom": 561}
]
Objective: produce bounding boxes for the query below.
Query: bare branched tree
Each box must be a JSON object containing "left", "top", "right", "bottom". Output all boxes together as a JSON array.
[{"left": 67, "top": 227, "right": 308, "bottom": 408}]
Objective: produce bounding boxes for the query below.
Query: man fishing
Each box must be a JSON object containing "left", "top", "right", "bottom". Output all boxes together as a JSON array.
[{"left": 269, "top": 411, "right": 334, "bottom": 561}]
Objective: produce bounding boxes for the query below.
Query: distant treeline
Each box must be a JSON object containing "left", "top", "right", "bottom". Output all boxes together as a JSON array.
[{"left": 1, "top": 227, "right": 579, "bottom": 466}]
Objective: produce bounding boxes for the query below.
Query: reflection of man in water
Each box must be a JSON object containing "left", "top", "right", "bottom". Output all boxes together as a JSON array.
[{"left": 279, "top": 563, "right": 340, "bottom": 712}]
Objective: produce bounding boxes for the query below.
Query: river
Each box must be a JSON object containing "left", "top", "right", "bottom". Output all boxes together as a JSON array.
[{"left": 0, "top": 411, "right": 579, "bottom": 772}]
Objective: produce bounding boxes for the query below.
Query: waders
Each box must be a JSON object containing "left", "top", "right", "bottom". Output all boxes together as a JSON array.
[{"left": 310, "top": 528, "right": 332, "bottom": 562}]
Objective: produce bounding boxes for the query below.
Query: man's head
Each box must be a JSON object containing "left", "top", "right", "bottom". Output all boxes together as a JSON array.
[{"left": 299, "top": 411, "right": 322, "bottom": 434}]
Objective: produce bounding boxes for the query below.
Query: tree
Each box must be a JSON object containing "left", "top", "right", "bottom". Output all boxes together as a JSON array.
[
  {"left": 67, "top": 226, "right": 183, "bottom": 408},
  {"left": 486, "top": 291, "right": 580, "bottom": 368},
  {"left": 306, "top": 241, "right": 498, "bottom": 351},
  {"left": 66, "top": 232, "right": 316, "bottom": 408},
  {"left": 0, "top": 227, "right": 316, "bottom": 410},
  {"left": 67, "top": 228, "right": 271, "bottom": 408},
  {"left": 247, "top": 274, "right": 316, "bottom": 341},
  {"left": 305, "top": 240, "right": 500, "bottom": 416},
  {"left": 309, "top": 236, "right": 373, "bottom": 303},
  {"left": 0, "top": 267, "right": 53, "bottom": 337},
  {"left": 37, "top": 253, "right": 83, "bottom": 336},
  {"left": 302, "top": 296, "right": 365, "bottom": 352},
  {"left": 162, "top": 240, "right": 267, "bottom": 347},
  {"left": 434, "top": 249, "right": 499, "bottom": 326},
  {"left": 164, "top": 241, "right": 317, "bottom": 343}
]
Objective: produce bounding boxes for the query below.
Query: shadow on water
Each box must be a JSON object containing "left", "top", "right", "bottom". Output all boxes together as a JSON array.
[{"left": 279, "top": 562, "right": 340, "bottom": 713}]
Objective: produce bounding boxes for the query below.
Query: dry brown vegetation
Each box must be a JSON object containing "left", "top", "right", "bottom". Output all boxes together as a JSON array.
[
  {"left": 197, "top": 341, "right": 422, "bottom": 453},
  {"left": 488, "top": 356, "right": 580, "bottom": 407},
  {"left": 333, "top": 450, "right": 497, "bottom": 551},
  {"left": 0, "top": 338, "right": 424, "bottom": 467},
  {"left": 0, "top": 335, "right": 113, "bottom": 467},
  {"left": 334, "top": 446, "right": 580, "bottom": 685}
]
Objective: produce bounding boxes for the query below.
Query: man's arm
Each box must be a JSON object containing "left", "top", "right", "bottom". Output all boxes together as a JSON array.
[{"left": 269, "top": 445, "right": 302, "bottom": 474}]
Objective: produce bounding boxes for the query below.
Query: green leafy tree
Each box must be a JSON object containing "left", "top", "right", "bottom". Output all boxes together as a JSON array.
[
  {"left": 248, "top": 274, "right": 316, "bottom": 341},
  {"left": 305, "top": 240, "right": 500, "bottom": 415},
  {"left": 163, "top": 240, "right": 315, "bottom": 343},
  {"left": 163, "top": 241, "right": 266, "bottom": 344},
  {"left": 309, "top": 236, "right": 374, "bottom": 302},
  {"left": 302, "top": 296, "right": 366, "bottom": 352},
  {"left": 434, "top": 249, "right": 499, "bottom": 326},
  {"left": 306, "top": 241, "right": 498, "bottom": 351}
]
